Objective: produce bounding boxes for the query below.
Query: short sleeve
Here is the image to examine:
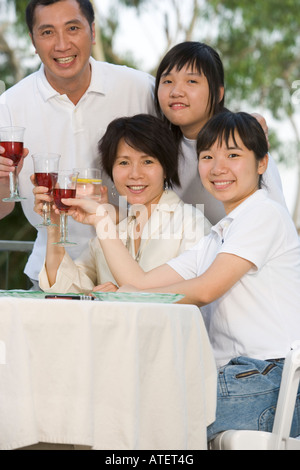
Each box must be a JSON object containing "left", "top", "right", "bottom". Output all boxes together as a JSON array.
[
  {"left": 220, "top": 203, "right": 289, "bottom": 271},
  {"left": 167, "top": 237, "right": 207, "bottom": 280}
]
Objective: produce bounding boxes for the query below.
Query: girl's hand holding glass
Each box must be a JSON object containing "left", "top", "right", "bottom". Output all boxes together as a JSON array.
[
  {"left": 59, "top": 197, "right": 118, "bottom": 241},
  {"left": 58, "top": 196, "right": 103, "bottom": 227}
]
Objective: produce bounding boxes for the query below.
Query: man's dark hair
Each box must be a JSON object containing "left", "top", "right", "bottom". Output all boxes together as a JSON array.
[{"left": 26, "top": 0, "right": 95, "bottom": 35}]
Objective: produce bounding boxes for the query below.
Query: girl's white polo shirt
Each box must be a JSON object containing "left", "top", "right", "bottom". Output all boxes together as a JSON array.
[{"left": 167, "top": 190, "right": 300, "bottom": 367}]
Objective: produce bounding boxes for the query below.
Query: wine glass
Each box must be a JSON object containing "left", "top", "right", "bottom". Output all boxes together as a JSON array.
[
  {"left": 32, "top": 153, "right": 61, "bottom": 227},
  {"left": 52, "top": 170, "right": 79, "bottom": 246},
  {"left": 0, "top": 126, "right": 26, "bottom": 202},
  {"left": 74, "top": 168, "right": 102, "bottom": 201}
]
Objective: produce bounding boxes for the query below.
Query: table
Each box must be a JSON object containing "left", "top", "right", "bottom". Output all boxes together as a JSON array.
[{"left": 0, "top": 293, "right": 217, "bottom": 450}]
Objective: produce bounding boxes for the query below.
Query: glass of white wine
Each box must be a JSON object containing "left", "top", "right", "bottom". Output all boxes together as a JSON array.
[{"left": 73, "top": 168, "right": 102, "bottom": 201}]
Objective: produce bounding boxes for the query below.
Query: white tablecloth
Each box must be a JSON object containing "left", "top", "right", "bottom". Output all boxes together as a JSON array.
[{"left": 0, "top": 296, "right": 217, "bottom": 450}]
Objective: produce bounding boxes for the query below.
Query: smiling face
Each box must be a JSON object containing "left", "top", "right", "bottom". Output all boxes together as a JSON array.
[
  {"left": 157, "top": 64, "right": 223, "bottom": 140},
  {"left": 30, "top": 0, "right": 95, "bottom": 102},
  {"left": 112, "top": 139, "right": 165, "bottom": 213},
  {"left": 198, "top": 131, "right": 268, "bottom": 214}
]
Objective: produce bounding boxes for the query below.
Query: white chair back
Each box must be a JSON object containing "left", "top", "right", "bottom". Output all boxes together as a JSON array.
[{"left": 210, "top": 342, "right": 300, "bottom": 450}]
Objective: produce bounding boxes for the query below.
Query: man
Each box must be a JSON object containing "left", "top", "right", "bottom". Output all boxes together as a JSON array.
[{"left": 0, "top": 0, "right": 155, "bottom": 286}]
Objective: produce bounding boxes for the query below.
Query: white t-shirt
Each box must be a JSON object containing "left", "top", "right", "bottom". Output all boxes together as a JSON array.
[
  {"left": 174, "top": 137, "right": 288, "bottom": 225},
  {"left": 0, "top": 58, "right": 155, "bottom": 280},
  {"left": 168, "top": 190, "right": 300, "bottom": 367}
]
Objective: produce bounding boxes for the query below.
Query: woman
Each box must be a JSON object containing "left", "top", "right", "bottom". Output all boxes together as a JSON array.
[
  {"left": 63, "top": 111, "right": 300, "bottom": 439},
  {"left": 36, "top": 114, "right": 210, "bottom": 293},
  {"left": 155, "top": 41, "right": 287, "bottom": 224}
]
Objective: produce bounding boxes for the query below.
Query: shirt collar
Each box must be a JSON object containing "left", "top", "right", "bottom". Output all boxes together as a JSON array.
[
  {"left": 211, "top": 190, "right": 267, "bottom": 240},
  {"left": 36, "top": 57, "right": 106, "bottom": 102},
  {"left": 87, "top": 57, "right": 106, "bottom": 95}
]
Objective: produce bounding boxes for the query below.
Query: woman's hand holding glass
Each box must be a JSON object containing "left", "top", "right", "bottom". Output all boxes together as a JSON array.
[
  {"left": 33, "top": 170, "right": 80, "bottom": 246},
  {"left": 32, "top": 153, "right": 61, "bottom": 227},
  {"left": 51, "top": 170, "right": 79, "bottom": 246},
  {"left": 33, "top": 181, "right": 60, "bottom": 227}
]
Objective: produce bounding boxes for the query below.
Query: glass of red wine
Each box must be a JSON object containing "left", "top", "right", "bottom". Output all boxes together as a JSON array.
[
  {"left": 52, "top": 170, "right": 79, "bottom": 246},
  {"left": 0, "top": 126, "right": 26, "bottom": 202},
  {"left": 32, "top": 153, "right": 61, "bottom": 227}
]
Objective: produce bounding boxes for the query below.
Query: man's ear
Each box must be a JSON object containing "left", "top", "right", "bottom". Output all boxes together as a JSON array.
[{"left": 29, "top": 32, "right": 37, "bottom": 53}]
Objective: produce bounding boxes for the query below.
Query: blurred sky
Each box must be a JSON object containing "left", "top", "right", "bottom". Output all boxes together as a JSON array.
[{"left": 95, "top": 0, "right": 175, "bottom": 71}]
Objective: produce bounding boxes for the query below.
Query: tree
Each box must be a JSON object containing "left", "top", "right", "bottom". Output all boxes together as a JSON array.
[
  {"left": 208, "top": 0, "right": 300, "bottom": 228},
  {"left": 117, "top": 0, "right": 300, "bottom": 227},
  {"left": 0, "top": 0, "right": 32, "bottom": 86}
]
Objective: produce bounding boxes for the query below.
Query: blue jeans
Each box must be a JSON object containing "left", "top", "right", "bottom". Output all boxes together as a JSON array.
[{"left": 207, "top": 357, "right": 300, "bottom": 441}]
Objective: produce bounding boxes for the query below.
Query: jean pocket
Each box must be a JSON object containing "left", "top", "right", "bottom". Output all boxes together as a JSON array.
[
  {"left": 218, "top": 357, "right": 282, "bottom": 397},
  {"left": 259, "top": 395, "right": 300, "bottom": 435},
  {"left": 235, "top": 363, "right": 277, "bottom": 379}
]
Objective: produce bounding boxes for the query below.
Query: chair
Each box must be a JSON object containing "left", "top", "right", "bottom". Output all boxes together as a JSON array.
[{"left": 210, "top": 342, "right": 300, "bottom": 450}]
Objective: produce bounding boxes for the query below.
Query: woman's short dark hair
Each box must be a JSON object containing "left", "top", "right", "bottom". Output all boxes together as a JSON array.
[
  {"left": 197, "top": 111, "right": 269, "bottom": 187},
  {"left": 98, "top": 114, "right": 181, "bottom": 189},
  {"left": 26, "top": 0, "right": 95, "bottom": 35},
  {"left": 155, "top": 42, "right": 226, "bottom": 142}
]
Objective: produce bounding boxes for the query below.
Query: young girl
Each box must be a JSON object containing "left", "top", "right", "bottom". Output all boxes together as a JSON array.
[
  {"left": 155, "top": 41, "right": 287, "bottom": 224},
  {"left": 63, "top": 111, "right": 300, "bottom": 439},
  {"left": 35, "top": 114, "right": 209, "bottom": 293}
]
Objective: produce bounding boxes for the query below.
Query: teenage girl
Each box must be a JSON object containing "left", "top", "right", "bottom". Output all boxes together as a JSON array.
[
  {"left": 155, "top": 42, "right": 287, "bottom": 224},
  {"left": 62, "top": 111, "right": 300, "bottom": 439}
]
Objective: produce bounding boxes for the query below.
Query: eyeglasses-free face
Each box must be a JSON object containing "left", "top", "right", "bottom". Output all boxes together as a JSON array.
[{"left": 198, "top": 132, "right": 268, "bottom": 214}]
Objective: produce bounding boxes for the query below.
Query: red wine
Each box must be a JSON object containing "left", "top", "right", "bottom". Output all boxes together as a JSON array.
[
  {"left": 35, "top": 172, "right": 58, "bottom": 192},
  {"left": 1, "top": 141, "right": 23, "bottom": 166},
  {"left": 53, "top": 188, "right": 76, "bottom": 211}
]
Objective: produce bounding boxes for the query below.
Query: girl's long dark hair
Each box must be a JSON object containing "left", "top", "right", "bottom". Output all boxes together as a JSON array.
[{"left": 155, "top": 42, "right": 226, "bottom": 144}]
